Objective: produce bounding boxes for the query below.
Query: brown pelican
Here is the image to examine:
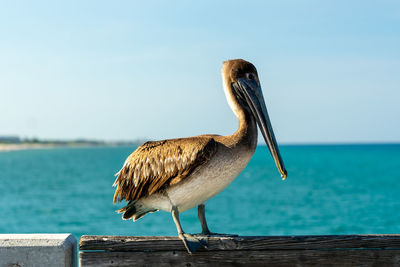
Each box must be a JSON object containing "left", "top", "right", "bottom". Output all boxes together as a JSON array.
[{"left": 113, "top": 59, "right": 287, "bottom": 253}]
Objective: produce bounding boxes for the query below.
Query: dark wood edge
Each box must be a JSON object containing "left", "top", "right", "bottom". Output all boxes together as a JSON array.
[{"left": 79, "top": 250, "right": 400, "bottom": 267}]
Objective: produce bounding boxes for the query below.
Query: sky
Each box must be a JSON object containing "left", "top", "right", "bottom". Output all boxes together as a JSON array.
[{"left": 1, "top": 0, "right": 399, "bottom": 143}]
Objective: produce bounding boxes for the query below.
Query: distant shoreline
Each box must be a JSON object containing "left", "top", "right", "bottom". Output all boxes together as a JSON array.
[
  {"left": 0, "top": 143, "right": 137, "bottom": 152},
  {"left": 2, "top": 142, "right": 398, "bottom": 152}
]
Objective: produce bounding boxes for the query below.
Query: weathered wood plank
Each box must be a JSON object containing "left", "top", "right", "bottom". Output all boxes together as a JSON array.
[
  {"left": 79, "top": 235, "right": 400, "bottom": 252},
  {"left": 79, "top": 250, "right": 400, "bottom": 267}
]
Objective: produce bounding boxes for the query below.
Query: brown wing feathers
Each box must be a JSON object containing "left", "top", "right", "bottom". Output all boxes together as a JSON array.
[{"left": 113, "top": 137, "right": 218, "bottom": 203}]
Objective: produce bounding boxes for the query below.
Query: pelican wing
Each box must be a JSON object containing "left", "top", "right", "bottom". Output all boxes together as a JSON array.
[{"left": 113, "top": 136, "right": 218, "bottom": 203}]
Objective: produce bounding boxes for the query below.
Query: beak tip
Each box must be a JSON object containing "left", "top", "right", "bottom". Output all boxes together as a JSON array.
[{"left": 281, "top": 170, "right": 287, "bottom": 180}]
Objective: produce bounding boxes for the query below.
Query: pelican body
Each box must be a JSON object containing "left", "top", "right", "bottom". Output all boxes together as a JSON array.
[{"left": 113, "top": 59, "right": 287, "bottom": 253}]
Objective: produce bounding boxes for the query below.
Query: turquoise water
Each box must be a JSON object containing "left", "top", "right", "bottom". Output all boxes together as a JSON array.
[{"left": 0, "top": 144, "right": 399, "bottom": 239}]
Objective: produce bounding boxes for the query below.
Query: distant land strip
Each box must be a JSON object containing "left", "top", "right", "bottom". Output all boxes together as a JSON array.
[{"left": 0, "top": 136, "right": 143, "bottom": 152}]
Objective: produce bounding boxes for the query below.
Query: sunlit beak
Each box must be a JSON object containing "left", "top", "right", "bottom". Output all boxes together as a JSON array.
[{"left": 234, "top": 78, "right": 287, "bottom": 180}]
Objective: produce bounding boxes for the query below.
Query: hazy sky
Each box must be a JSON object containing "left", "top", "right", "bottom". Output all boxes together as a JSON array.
[{"left": 1, "top": 1, "right": 399, "bottom": 143}]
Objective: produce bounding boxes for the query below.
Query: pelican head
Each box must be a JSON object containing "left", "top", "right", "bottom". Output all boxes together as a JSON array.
[{"left": 222, "top": 59, "right": 287, "bottom": 179}]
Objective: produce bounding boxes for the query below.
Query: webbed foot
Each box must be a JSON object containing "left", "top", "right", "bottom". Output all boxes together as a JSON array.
[{"left": 178, "top": 233, "right": 208, "bottom": 254}]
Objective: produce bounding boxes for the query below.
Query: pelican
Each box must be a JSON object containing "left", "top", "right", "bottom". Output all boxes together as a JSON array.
[{"left": 113, "top": 59, "right": 287, "bottom": 253}]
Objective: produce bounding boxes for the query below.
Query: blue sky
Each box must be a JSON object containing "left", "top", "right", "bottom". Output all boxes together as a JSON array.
[{"left": 1, "top": 0, "right": 399, "bottom": 143}]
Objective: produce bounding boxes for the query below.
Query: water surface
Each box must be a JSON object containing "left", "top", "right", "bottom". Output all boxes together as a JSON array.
[{"left": 0, "top": 144, "right": 399, "bottom": 239}]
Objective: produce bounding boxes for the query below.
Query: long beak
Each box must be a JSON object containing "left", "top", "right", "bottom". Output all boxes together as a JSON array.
[{"left": 234, "top": 78, "right": 287, "bottom": 179}]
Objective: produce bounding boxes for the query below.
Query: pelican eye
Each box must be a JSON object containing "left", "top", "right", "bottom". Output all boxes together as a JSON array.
[{"left": 246, "top": 73, "right": 255, "bottom": 80}]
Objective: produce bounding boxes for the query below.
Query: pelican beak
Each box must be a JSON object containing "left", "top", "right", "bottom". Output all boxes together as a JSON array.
[{"left": 233, "top": 78, "right": 287, "bottom": 180}]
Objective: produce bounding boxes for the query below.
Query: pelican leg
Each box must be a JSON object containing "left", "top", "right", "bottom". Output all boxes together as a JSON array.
[
  {"left": 171, "top": 205, "right": 207, "bottom": 254},
  {"left": 197, "top": 204, "right": 238, "bottom": 237},
  {"left": 198, "top": 204, "right": 211, "bottom": 235}
]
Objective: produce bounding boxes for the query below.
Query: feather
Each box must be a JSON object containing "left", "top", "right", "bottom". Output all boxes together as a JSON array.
[{"left": 113, "top": 136, "right": 218, "bottom": 203}]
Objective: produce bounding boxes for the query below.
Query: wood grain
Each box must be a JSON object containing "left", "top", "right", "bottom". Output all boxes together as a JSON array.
[
  {"left": 79, "top": 235, "right": 400, "bottom": 252},
  {"left": 79, "top": 250, "right": 400, "bottom": 267}
]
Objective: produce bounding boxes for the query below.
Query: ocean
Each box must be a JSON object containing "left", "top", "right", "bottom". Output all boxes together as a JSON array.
[{"left": 0, "top": 144, "right": 399, "bottom": 240}]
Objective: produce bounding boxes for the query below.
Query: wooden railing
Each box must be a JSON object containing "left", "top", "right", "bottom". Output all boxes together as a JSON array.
[{"left": 79, "top": 235, "right": 400, "bottom": 266}]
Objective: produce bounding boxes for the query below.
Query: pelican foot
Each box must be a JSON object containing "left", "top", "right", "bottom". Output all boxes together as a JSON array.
[{"left": 179, "top": 233, "right": 208, "bottom": 254}]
